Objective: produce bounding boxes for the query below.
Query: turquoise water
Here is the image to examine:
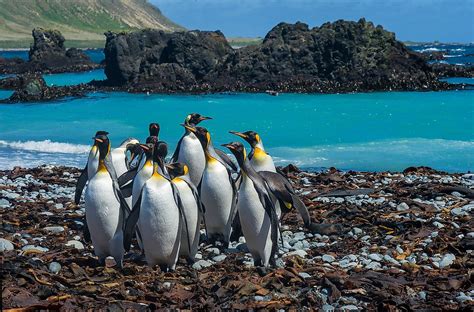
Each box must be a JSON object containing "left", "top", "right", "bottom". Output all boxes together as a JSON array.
[
  {"left": 0, "top": 91, "right": 472, "bottom": 172},
  {"left": 441, "top": 77, "right": 474, "bottom": 84},
  {"left": 0, "top": 49, "right": 104, "bottom": 63},
  {"left": 43, "top": 69, "right": 106, "bottom": 86},
  {"left": 0, "top": 90, "right": 13, "bottom": 100}
]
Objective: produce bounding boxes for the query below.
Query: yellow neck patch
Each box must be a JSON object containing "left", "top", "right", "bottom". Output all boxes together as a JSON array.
[
  {"left": 97, "top": 159, "right": 107, "bottom": 173},
  {"left": 253, "top": 147, "right": 267, "bottom": 161}
]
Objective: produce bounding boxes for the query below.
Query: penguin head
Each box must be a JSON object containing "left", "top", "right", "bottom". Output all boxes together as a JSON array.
[
  {"left": 119, "top": 137, "right": 139, "bottom": 149},
  {"left": 148, "top": 123, "right": 160, "bottom": 137},
  {"left": 152, "top": 141, "right": 168, "bottom": 174},
  {"left": 140, "top": 143, "right": 154, "bottom": 160},
  {"left": 183, "top": 125, "right": 210, "bottom": 149},
  {"left": 126, "top": 141, "right": 142, "bottom": 167},
  {"left": 146, "top": 135, "right": 159, "bottom": 146},
  {"left": 229, "top": 130, "right": 261, "bottom": 148},
  {"left": 185, "top": 113, "right": 212, "bottom": 127},
  {"left": 93, "top": 131, "right": 110, "bottom": 160},
  {"left": 222, "top": 141, "right": 246, "bottom": 166},
  {"left": 166, "top": 162, "right": 188, "bottom": 179}
]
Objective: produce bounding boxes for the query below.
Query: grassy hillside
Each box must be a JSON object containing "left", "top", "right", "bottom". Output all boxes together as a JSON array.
[{"left": 0, "top": 0, "right": 184, "bottom": 48}]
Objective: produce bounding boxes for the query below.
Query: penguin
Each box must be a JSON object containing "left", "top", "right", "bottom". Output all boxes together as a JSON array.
[
  {"left": 229, "top": 131, "right": 276, "bottom": 173},
  {"left": 131, "top": 143, "right": 155, "bottom": 207},
  {"left": 184, "top": 125, "right": 237, "bottom": 246},
  {"left": 123, "top": 141, "right": 186, "bottom": 271},
  {"left": 84, "top": 131, "right": 130, "bottom": 267},
  {"left": 171, "top": 113, "right": 212, "bottom": 186},
  {"left": 111, "top": 138, "right": 140, "bottom": 178},
  {"left": 167, "top": 162, "right": 204, "bottom": 262},
  {"left": 149, "top": 122, "right": 160, "bottom": 139},
  {"left": 75, "top": 130, "right": 109, "bottom": 205},
  {"left": 222, "top": 142, "right": 279, "bottom": 267}
]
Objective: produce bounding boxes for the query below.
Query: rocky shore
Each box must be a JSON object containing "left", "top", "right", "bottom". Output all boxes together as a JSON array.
[{"left": 1, "top": 165, "right": 472, "bottom": 310}]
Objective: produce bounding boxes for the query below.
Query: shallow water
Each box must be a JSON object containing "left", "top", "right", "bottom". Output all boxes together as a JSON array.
[
  {"left": 0, "top": 91, "right": 472, "bottom": 172},
  {"left": 43, "top": 69, "right": 106, "bottom": 86}
]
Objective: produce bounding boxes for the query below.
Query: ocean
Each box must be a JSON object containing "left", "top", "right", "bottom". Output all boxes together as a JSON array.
[{"left": 0, "top": 45, "right": 473, "bottom": 172}]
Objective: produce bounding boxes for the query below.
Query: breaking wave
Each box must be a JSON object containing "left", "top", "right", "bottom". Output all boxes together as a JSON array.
[{"left": 0, "top": 140, "right": 90, "bottom": 154}]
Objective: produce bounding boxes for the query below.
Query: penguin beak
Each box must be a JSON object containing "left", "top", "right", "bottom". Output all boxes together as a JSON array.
[
  {"left": 139, "top": 144, "right": 149, "bottom": 152},
  {"left": 151, "top": 124, "right": 158, "bottom": 129},
  {"left": 229, "top": 131, "right": 247, "bottom": 139},
  {"left": 221, "top": 143, "right": 236, "bottom": 151},
  {"left": 94, "top": 138, "right": 104, "bottom": 143},
  {"left": 199, "top": 116, "right": 212, "bottom": 121},
  {"left": 182, "top": 124, "right": 196, "bottom": 133}
]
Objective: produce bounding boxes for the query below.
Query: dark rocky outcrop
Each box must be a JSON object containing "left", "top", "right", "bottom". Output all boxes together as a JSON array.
[
  {"left": 430, "top": 63, "right": 474, "bottom": 78},
  {"left": 0, "top": 28, "right": 100, "bottom": 75},
  {"left": 103, "top": 19, "right": 452, "bottom": 93}
]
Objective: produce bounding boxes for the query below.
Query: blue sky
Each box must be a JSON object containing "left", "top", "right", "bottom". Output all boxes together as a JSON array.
[{"left": 152, "top": 0, "right": 474, "bottom": 42}]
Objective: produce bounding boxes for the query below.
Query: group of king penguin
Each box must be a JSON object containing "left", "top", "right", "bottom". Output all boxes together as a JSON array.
[{"left": 75, "top": 113, "right": 315, "bottom": 272}]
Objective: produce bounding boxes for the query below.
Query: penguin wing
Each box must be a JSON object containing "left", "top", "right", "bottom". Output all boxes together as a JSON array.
[
  {"left": 74, "top": 165, "right": 88, "bottom": 204},
  {"left": 215, "top": 148, "right": 238, "bottom": 172},
  {"left": 259, "top": 171, "right": 312, "bottom": 227},
  {"left": 104, "top": 155, "right": 131, "bottom": 215},
  {"left": 183, "top": 178, "right": 207, "bottom": 237},
  {"left": 123, "top": 193, "right": 142, "bottom": 252},
  {"left": 252, "top": 177, "right": 280, "bottom": 266},
  {"left": 121, "top": 182, "right": 133, "bottom": 198},
  {"left": 171, "top": 135, "right": 184, "bottom": 163},
  {"left": 170, "top": 181, "right": 192, "bottom": 256},
  {"left": 227, "top": 167, "right": 239, "bottom": 227}
]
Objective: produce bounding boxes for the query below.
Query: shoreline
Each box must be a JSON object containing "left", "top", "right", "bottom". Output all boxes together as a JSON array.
[{"left": 1, "top": 165, "right": 473, "bottom": 309}]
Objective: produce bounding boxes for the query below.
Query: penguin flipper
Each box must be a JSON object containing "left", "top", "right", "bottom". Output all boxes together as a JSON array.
[
  {"left": 215, "top": 148, "right": 238, "bottom": 172},
  {"left": 290, "top": 193, "right": 311, "bottom": 227},
  {"left": 170, "top": 182, "right": 192, "bottom": 256},
  {"left": 118, "top": 167, "right": 138, "bottom": 187},
  {"left": 83, "top": 219, "right": 91, "bottom": 243},
  {"left": 104, "top": 155, "right": 131, "bottom": 216},
  {"left": 123, "top": 194, "right": 142, "bottom": 252},
  {"left": 170, "top": 135, "right": 184, "bottom": 163},
  {"left": 227, "top": 168, "right": 239, "bottom": 237},
  {"left": 74, "top": 165, "right": 88, "bottom": 205},
  {"left": 185, "top": 179, "right": 207, "bottom": 233}
]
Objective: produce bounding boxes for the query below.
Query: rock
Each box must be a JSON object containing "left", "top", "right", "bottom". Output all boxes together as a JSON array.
[
  {"left": 0, "top": 198, "right": 10, "bottom": 208},
  {"left": 298, "top": 272, "right": 311, "bottom": 279},
  {"left": 322, "top": 254, "right": 336, "bottom": 263},
  {"left": 286, "top": 250, "right": 307, "bottom": 258},
  {"left": 103, "top": 19, "right": 444, "bottom": 93},
  {"left": 22, "top": 245, "right": 49, "bottom": 253},
  {"left": 322, "top": 304, "right": 335, "bottom": 312},
  {"left": 352, "top": 227, "right": 363, "bottom": 235},
  {"left": 205, "top": 247, "right": 220, "bottom": 255},
  {"left": 451, "top": 207, "right": 468, "bottom": 217},
  {"left": 212, "top": 255, "right": 227, "bottom": 262},
  {"left": 54, "top": 203, "right": 64, "bottom": 209},
  {"left": 105, "top": 256, "right": 117, "bottom": 268},
  {"left": 438, "top": 253, "right": 455, "bottom": 268},
  {"left": 419, "top": 291, "right": 427, "bottom": 300},
  {"left": 65, "top": 240, "right": 84, "bottom": 250},
  {"left": 44, "top": 226, "right": 65, "bottom": 234},
  {"left": 48, "top": 261, "right": 61, "bottom": 274},
  {"left": 366, "top": 261, "right": 382, "bottom": 270},
  {"left": 192, "top": 260, "right": 213, "bottom": 270},
  {"left": 340, "top": 305, "right": 359, "bottom": 311},
  {"left": 397, "top": 202, "right": 410, "bottom": 211},
  {"left": 0, "top": 238, "right": 14, "bottom": 252},
  {"left": 456, "top": 292, "right": 472, "bottom": 303},
  {"left": 368, "top": 253, "right": 383, "bottom": 262},
  {"left": 162, "top": 282, "right": 171, "bottom": 289},
  {"left": 432, "top": 221, "right": 444, "bottom": 229}
]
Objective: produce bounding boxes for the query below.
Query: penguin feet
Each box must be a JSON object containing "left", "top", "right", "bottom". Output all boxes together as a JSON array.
[{"left": 256, "top": 266, "right": 273, "bottom": 277}]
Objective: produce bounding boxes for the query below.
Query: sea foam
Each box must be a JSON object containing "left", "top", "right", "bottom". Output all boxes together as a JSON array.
[{"left": 0, "top": 140, "right": 90, "bottom": 154}]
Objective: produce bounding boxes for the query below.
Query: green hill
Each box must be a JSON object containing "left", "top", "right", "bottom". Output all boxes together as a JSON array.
[{"left": 0, "top": 0, "right": 184, "bottom": 48}]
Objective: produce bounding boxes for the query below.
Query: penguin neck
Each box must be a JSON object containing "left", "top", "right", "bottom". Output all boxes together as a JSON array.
[
  {"left": 97, "top": 158, "right": 108, "bottom": 173},
  {"left": 240, "top": 157, "right": 258, "bottom": 179},
  {"left": 204, "top": 140, "right": 219, "bottom": 164}
]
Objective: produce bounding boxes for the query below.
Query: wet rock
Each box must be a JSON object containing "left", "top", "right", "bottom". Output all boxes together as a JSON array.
[
  {"left": 44, "top": 226, "right": 65, "bottom": 234},
  {"left": 322, "top": 254, "right": 336, "bottom": 263},
  {"left": 0, "top": 238, "right": 14, "bottom": 252},
  {"left": 397, "top": 202, "right": 409, "bottom": 211},
  {"left": 48, "top": 262, "right": 61, "bottom": 274},
  {"left": 192, "top": 259, "right": 213, "bottom": 270},
  {"left": 65, "top": 240, "right": 84, "bottom": 250}
]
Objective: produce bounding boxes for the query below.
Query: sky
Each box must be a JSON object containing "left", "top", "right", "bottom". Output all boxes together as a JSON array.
[{"left": 152, "top": 0, "right": 474, "bottom": 42}]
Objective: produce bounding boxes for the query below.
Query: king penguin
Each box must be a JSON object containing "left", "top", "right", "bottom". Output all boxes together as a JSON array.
[
  {"left": 167, "top": 162, "right": 204, "bottom": 262},
  {"left": 111, "top": 138, "right": 140, "bottom": 178},
  {"left": 84, "top": 131, "right": 130, "bottom": 267},
  {"left": 222, "top": 142, "right": 279, "bottom": 267},
  {"left": 230, "top": 130, "right": 276, "bottom": 173},
  {"left": 171, "top": 113, "right": 212, "bottom": 186},
  {"left": 184, "top": 125, "right": 237, "bottom": 246},
  {"left": 123, "top": 141, "right": 184, "bottom": 271}
]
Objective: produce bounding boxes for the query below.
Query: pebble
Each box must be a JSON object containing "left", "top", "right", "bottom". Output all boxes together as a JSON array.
[
  {"left": 368, "top": 253, "right": 383, "bottom": 262},
  {"left": 163, "top": 282, "right": 171, "bottom": 289},
  {"left": 54, "top": 203, "right": 64, "bottom": 209},
  {"left": 322, "top": 304, "right": 335, "bottom": 312},
  {"left": 212, "top": 255, "right": 227, "bottom": 262},
  {"left": 0, "top": 238, "right": 14, "bottom": 252},
  {"left": 383, "top": 254, "right": 400, "bottom": 266},
  {"left": 192, "top": 259, "right": 213, "bottom": 270},
  {"left": 22, "top": 245, "right": 49, "bottom": 253},
  {"left": 451, "top": 208, "right": 468, "bottom": 217},
  {"left": 44, "top": 226, "right": 65, "bottom": 233},
  {"left": 286, "top": 250, "right": 307, "bottom": 258},
  {"left": 105, "top": 256, "right": 117, "bottom": 267},
  {"left": 418, "top": 291, "right": 427, "bottom": 300},
  {"left": 65, "top": 240, "right": 84, "bottom": 250},
  {"left": 432, "top": 221, "right": 444, "bottom": 229},
  {"left": 366, "top": 261, "right": 382, "bottom": 270},
  {"left": 456, "top": 292, "right": 473, "bottom": 303},
  {"left": 438, "top": 253, "right": 456, "bottom": 268},
  {"left": 396, "top": 202, "right": 409, "bottom": 211},
  {"left": 340, "top": 305, "right": 359, "bottom": 311},
  {"left": 49, "top": 261, "right": 61, "bottom": 274},
  {"left": 322, "top": 254, "right": 336, "bottom": 263},
  {"left": 0, "top": 198, "right": 10, "bottom": 208},
  {"left": 205, "top": 247, "right": 220, "bottom": 255},
  {"left": 352, "top": 227, "right": 363, "bottom": 235},
  {"left": 39, "top": 211, "right": 54, "bottom": 216},
  {"left": 298, "top": 272, "right": 311, "bottom": 279}
]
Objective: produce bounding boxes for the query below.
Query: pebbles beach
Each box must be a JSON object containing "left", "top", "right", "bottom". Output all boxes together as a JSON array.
[{"left": 1, "top": 165, "right": 473, "bottom": 310}]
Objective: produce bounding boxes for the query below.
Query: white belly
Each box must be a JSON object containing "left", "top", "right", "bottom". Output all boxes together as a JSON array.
[
  {"left": 132, "top": 164, "right": 153, "bottom": 207},
  {"left": 173, "top": 179, "right": 201, "bottom": 258},
  {"left": 238, "top": 176, "right": 273, "bottom": 266},
  {"left": 250, "top": 155, "right": 276, "bottom": 173},
  {"left": 139, "top": 177, "right": 181, "bottom": 268},
  {"left": 177, "top": 134, "right": 205, "bottom": 186},
  {"left": 200, "top": 160, "right": 234, "bottom": 241},
  {"left": 84, "top": 171, "right": 123, "bottom": 264}
]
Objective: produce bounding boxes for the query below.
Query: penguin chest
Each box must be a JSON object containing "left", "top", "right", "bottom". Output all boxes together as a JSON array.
[
  {"left": 84, "top": 172, "right": 122, "bottom": 243},
  {"left": 132, "top": 163, "right": 153, "bottom": 207},
  {"left": 201, "top": 161, "right": 233, "bottom": 231},
  {"left": 250, "top": 151, "right": 276, "bottom": 173},
  {"left": 139, "top": 178, "right": 181, "bottom": 257},
  {"left": 238, "top": 177, "right": 270, "bottom": 235},
  {"left": 178, "top": 135, "right": 205, "bottom": 185}
]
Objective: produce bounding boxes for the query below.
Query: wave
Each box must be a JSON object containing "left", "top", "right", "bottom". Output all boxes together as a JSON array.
[
  {"left": 443, "top": 54, "right": 463, "bottom": 58},
  {"left": 419, "top": 47, "right": 441, "bottom": 53},
  {"left": 0, "top": 140, "right": 90, "bottom": 154}
]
